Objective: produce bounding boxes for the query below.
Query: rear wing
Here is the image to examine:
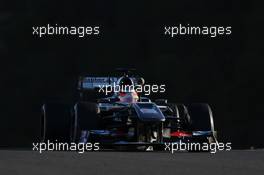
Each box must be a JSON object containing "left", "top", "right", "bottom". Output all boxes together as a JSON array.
[{"left": 78, "top": 77, "right": 118, "bottom": 90}]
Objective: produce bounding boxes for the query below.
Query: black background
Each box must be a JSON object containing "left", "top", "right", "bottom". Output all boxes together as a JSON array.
[{"left": 0, "top": 1, "right": 263, "bottom": 148}]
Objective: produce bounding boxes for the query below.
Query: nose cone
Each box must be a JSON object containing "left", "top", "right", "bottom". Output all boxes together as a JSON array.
[{"left": 133, "top": 103, "right": 165, "bottom": 122}]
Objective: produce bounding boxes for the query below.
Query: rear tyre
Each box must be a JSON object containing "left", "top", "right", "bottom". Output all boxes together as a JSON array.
[
  {"left": 176, "top": 104, "right": 191, "bottom": 130},
  {"left": 167, "top": 103, "right": 191, "bottom": 130},
  {"left": 73, "top": 102, "right": 99, "bottom": 143}
]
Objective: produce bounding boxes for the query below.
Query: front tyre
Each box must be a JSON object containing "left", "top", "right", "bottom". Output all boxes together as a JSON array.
[{"left": 40, "top": 103, "right": 75, "bottom": 143}]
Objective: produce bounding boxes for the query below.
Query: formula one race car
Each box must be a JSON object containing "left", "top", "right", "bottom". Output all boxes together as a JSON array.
[{"left": 40, "top": 69, "right": 217, "bottom": 151}]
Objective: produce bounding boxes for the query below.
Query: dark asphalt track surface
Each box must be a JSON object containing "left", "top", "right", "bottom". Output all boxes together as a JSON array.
[{"left": 0, "top": 150, "right": 263, "bottom": 175}]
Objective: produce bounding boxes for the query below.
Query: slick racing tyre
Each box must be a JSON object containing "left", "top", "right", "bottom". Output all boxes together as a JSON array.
[
  {"left": 40, "top": 102, "right": 74, "bottom": 143},
  {"left": 167, "top": 103, "right": 191, "bottom": 130},
  {"left": 73, "top": 102, "right": 99, "bottom": 143},
  {"left": 176, "top": 104, "right": 191, "bottom": 129}
]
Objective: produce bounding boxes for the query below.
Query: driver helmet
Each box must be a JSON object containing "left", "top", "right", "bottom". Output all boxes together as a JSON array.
[{"left": 117, "top": 76, "right": 138, "bottom": 103}]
